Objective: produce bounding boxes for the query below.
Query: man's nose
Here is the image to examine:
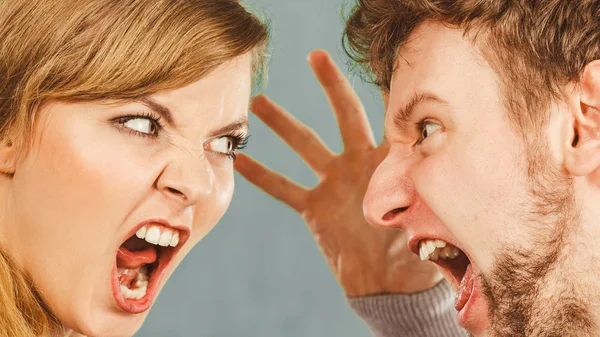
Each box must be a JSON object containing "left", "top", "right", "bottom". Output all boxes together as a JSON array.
[
  {"left": 363, "top": 153, "right": 416, "bottom": 229},
  {"left": 156, "top": 146, "right": 215, "bottom": 208}
]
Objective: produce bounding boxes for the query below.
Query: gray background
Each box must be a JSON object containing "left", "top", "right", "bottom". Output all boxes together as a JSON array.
[{"left": 136, "top": 1, "right": 385, "bottom": 336}]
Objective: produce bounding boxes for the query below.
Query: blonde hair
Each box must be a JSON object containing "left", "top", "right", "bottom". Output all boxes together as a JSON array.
[
  {"left": 0, "top": 0, "right": 269, "bottom": 335},
  {"left": 0, "top": 248, "right": 61, "bottom": 336}
]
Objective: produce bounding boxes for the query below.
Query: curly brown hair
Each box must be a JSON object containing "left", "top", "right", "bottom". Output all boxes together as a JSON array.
[{"left": 342, "top": 0, "right": 600, "bottom": 133}]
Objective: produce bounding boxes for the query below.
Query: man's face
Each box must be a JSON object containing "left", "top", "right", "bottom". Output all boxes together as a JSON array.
[{"left": 364, "top": 22, "right": 592, "bottom": 336}]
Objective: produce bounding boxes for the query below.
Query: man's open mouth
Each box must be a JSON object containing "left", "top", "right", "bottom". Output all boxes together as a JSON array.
[
  {"left": 112, "top": 220, "right": 190, "bottom": 314},
  {"left": 413, "top": 239, "right": 475, "bottom": 312}
]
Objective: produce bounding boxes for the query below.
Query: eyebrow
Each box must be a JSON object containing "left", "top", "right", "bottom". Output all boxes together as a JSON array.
[
  {"left": 392, "top": 92, "right": 449, "bottom": 130},
  {"left": 208, "top": 118, "right": 249, "bottom": 137},
  {"left": 140, "top": 96, "right": 176, "bottom": 125}
]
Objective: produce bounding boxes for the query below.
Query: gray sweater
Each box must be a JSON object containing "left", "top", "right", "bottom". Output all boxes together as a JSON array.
[{"left": 348, "top": 281, "right": 468, "bottom": 337}]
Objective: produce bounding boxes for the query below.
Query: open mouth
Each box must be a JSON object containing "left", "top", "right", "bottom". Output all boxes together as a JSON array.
[
  {"left": 413, "top": 239, "right": 475, "bottom": 312},
  {"left": 112, "top": 220, "right": 189, "bottom": 314}
]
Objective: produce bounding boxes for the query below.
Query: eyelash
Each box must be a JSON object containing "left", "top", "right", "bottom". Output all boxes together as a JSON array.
[
  {"left": 223, "top": 132, "right": 250, "bottom": 161},
  {"left": 113, "top": 113, "right": 250, "bottom": 160},
  {"left": 113, "top": 112, "right": 164, "bottom": 139}
]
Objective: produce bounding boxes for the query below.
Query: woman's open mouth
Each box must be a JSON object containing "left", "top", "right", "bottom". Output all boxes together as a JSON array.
[{"left": 112, "top": 219, "right": 190, "bottom": 314}]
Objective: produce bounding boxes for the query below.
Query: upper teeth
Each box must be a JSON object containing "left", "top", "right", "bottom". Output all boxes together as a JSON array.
[
  {"left": 419, "top": 239, "right": 461, "bottom": 261},
  {"left": 135, "top": 225, "right": 180, "bottom": 247}
]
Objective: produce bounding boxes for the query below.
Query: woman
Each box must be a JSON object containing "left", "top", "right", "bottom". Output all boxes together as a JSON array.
[{"left": 0, "top": 0, "right": 268, "bottom": 336}]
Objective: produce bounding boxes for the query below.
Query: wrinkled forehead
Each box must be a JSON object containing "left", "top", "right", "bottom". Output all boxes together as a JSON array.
[
  {"left": 387, "top": 21, "right": 500, "bottom": 118},
  {"left": 148, "top": 54, "right": 253, "bottom": 131}
]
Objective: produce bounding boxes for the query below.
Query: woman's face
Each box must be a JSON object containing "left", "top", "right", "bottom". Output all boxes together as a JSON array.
[{"left": 0, "top": 54, "right": 252, "bottom": 337}]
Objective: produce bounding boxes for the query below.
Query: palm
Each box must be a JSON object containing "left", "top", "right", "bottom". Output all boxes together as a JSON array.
[{"left": 235, "top": 50, "right": 441, "bottom": 297}]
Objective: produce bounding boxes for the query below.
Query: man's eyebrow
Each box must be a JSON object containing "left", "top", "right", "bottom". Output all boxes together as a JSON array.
[
  {"left": 140, "top": 96, "right": 175, "bottom": 125},
  {"left": 393, "top": 92, "right": 449, "bottom": 130},
  {"left": 208, "top": 118, "right": 249, "bottom": 137}
]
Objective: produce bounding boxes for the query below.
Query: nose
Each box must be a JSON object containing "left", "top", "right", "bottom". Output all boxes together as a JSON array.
[
  {"left": 363, "top": 152, "right": 416, "bottom": 229},
  {"left": 156, "top": 146, "right": 214, "bottom": 207}
]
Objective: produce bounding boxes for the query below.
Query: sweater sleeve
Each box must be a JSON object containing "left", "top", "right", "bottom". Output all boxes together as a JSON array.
[{"left": 347, "top": 281, "right": 468, "bottom": 337}]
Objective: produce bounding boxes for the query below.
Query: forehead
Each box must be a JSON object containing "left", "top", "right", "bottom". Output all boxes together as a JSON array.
[
  {"left": 152, "top": 54, "right": 252, "bottom": 126},
  {"left": 387, "top": 21, "right": 502, "bottom": 121}
]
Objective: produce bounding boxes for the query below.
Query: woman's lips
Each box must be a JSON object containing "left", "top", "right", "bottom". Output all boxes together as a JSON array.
[
  {"left": 111, "top": 219, "right": 190, "bottom": 314},
  {"left": 111, "top": 249, "right": 172, "bottom": 314}
]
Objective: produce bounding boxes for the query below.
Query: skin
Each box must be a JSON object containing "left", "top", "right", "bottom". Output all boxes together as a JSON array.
[
  {"left": 363, "top": 21, "right": 600, "bottom": 336},
  {"left": 0, "top": 54, "right": 252, "bottom": 337}
]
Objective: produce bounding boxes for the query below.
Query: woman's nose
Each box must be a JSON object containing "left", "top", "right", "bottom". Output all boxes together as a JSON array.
[
  {"left": 156, "top": 148, "right": 215, "bottom": 207},
  {"left": 363, "top": 154, "right": 416, "bottom": 229}
]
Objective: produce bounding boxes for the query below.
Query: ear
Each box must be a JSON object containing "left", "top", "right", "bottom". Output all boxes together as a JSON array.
[
  {"left": 564, "top": 60, "right": 600, "bottom": 176},
  {"left": 0, "top": 138, "right": 17, "bottom": 176}
]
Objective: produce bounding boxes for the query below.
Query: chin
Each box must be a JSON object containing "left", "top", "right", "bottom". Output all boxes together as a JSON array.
[{"left": 68, "top": 310, "right": 148, "bottom": 337}]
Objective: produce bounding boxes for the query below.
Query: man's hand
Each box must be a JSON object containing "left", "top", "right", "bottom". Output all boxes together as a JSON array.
[{"left": 234, "top": 50, "right": 442, "bottom": 297}]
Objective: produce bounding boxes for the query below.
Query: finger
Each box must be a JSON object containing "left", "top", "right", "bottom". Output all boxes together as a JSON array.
[
  {"left": 250, "top": 95, "right": 335, "bottom": 175},
  {"left": 234, "top": 153, "right": 308, "bottom": 213},
  {"left": 308, "top": 50, "right": 376, "bottom": 150}
]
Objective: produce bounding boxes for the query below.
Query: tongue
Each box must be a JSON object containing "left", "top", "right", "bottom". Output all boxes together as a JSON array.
[
  {"left": 455, "top": 263, "right": 474, "bottom": 311},
  {"left": 117, "top": 245, "right": 157, "bottom": 269}
]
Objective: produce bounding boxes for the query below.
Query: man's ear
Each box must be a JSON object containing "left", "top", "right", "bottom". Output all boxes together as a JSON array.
[
  {"left": 0, "top": 138, "right": 17, "bottom": 176},
  {"left": 565, "top": 60, "right": 600, "bottom": 176}
]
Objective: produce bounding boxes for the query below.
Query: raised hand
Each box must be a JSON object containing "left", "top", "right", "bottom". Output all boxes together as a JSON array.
[{"left": 234, "top": 50, "right": 441, "bottom": 297}]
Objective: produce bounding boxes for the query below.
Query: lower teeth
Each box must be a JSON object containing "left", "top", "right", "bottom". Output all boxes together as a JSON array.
[{"left": 120, "top": 266, "right": 149, "bottom": 300}]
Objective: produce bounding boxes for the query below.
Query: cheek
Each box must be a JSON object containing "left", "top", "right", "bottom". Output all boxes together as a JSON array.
[
  {"left": 13, "top": 123, "right": 129, "bottom": 262},
  {"left": 188, "top": 165, "right": 234, "bottom": 243},
  {"left": 412, "top": 133, "right": 529, "bottom": 271},
  {"left": 9, "top": 116, "right": 158, "bottom": 328}
]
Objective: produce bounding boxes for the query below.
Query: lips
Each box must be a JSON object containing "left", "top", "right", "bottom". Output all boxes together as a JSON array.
[
  {"left": 455, "top": 263, "right": 474, "bottom": 311},
  {"left": 111, "top": 219, "right": 190, "bottom": 314},
  {"left": 408, "top": 235, "right": 490, "bottom": 333}
]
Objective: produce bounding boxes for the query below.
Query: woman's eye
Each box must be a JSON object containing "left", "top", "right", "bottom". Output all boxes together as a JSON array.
[
  {"left": 123, "top": 117, "right": 159, "bottom": 136},
  {"left": 209, "top": 137, "right": 234, "bottom": 155},
  {"left": 421, "top": 121, "right": 442, "bottom": 140}
]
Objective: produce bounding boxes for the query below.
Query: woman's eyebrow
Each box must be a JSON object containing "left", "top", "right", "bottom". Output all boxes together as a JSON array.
[
  {"left": 139, "top": 96, "right": 176, "bottom": 126},
  {"left": 137, "top": 96, "right": 248, "bottom": 135},
  {"left": 208, "top": 118, "right": 249, "bottom": 137}
]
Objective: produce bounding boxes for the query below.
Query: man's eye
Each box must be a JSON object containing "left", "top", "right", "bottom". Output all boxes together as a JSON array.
[
  {"left": 209, "top": 137, "right": 234, "bottom": 155},
  {"left": 420, "top": 121, "right": 442, "bottom": 140},
  {"left": 123, "top": 118, "right": 158, "bottom": 135}
]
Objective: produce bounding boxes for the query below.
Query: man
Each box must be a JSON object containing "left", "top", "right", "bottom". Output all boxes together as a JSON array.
[{"left": 237, "top": 0, "right": 600, "bottom": 336}]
